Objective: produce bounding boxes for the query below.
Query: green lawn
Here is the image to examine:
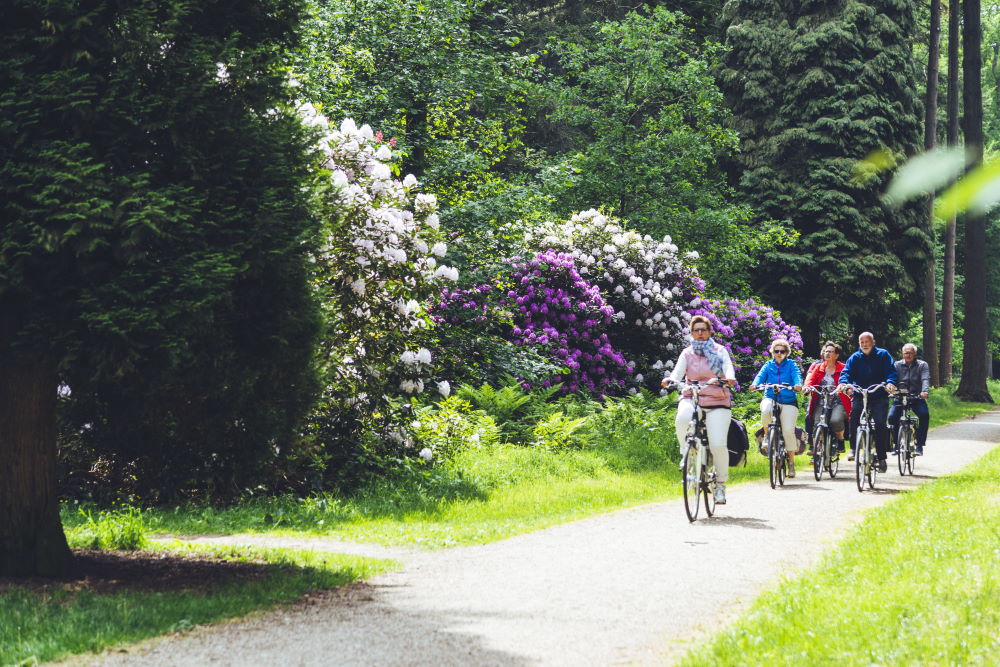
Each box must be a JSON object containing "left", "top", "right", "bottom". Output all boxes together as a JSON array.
[
  {"left": 0, "top": 544, "right": 395, "bottom": 666},
  {"left": 62, "top": 381, "right": 998, "bottom": 549},
  {"left": 677, "top": 443, "right": 1000, "bottom": 666}
]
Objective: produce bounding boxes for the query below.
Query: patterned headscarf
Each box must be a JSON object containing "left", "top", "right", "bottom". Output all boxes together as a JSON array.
[{"left": 691, "top": 339, "right": 726, "bottom": 377}]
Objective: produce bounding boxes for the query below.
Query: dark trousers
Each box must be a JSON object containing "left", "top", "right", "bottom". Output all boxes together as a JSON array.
[
  {"left": 888, "top": 399, "right": 930, "bottom": 448},
  {"left": 848, "top": 394, "right": 890, "bottom": 460}
]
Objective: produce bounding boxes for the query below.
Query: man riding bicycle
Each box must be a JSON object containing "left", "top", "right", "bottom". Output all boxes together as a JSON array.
[
  {"left": 837, "top": 332, "right": 897, "bottom": 472},
  {"left": 888, "top": 343, "right": 931, "bottom": 456}
]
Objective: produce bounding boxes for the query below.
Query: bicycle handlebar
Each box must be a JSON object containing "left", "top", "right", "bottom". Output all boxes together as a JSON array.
[
  {"left": 841, "top": 383, "right": 887, "bottom": 394},
  {"left": 752, "top": 382, "right": 796, "bottom": 392}
]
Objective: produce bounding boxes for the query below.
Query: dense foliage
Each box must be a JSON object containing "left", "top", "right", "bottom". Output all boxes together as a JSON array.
[
  {"left": 719, "top": 0, "right": 931, "bottom": 347},
  {"left": 1, "top": 0, "right": 324, "bottom": 503}
]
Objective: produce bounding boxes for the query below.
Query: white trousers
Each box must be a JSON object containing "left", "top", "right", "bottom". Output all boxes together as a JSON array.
[
  {"left": 675, "top": 399, "right": 731, "bottom": 482},
  {"left": 760, "top": 398, "right": 799, "bottom": 453}
]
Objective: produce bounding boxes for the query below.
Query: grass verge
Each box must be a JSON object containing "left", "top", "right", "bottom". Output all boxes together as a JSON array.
[
  {"left": 677, "top": 444, "right": 1000, "bottom": 666},
  {"left": 61, "top": 382, "right": 999, "bottom": 549},
  {"left": 0, "top": 543, "right": 395, "bottom": 666}
]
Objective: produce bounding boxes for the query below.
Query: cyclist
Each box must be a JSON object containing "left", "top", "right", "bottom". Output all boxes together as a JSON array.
[
  {"left": 804, "top": 341, "right": 851, "bottom": 455},
  {"left": 662, "top": 315, "right": 737, "bottom": 504},
  {"left": 749, "top": 339, "right": 803, "bottom": 477},
  {"left": 888, "top": 343, "right": 931, "bottom": 456},
  {"left": 837, "top": 332, "right": 898, "bottom": 472}
]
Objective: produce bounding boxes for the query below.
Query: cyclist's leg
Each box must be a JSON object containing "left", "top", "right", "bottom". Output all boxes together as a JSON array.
[
  {"left": 871, "top": 395, "right": 890, "bottom": 462},
  {"left": 830, "top": 403, "right": 847, "bottom": 449},
  {"left": 704, "top": 407, "right": 731, "bottom": 483},
  {"left": 675, "top": 399, "right": 696, "bottom": 459},
  {"left": 887, "top": 401, "right": 902, "bottom": 452},
  {"left": 914, "top": 399, "right": 930, "bottom": 451},
  {"left": 779, "top": 404, "right": 799, "bottom": 453}
]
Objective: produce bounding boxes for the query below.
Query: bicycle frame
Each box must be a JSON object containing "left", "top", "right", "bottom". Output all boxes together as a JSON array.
[
  {"left": 756, "top": 382, "right": 795, "bottom": 489},
  {"left": 895, "top": 389, "right": 918, "bottom": 475},
  {"left": 670, "top": 380, "right": 720, "bottom": 522},
  {"left": 848, "top": 383, "right": 885, "bottom": 491},
  {"left": 806, "top": 385, "right": 840, "bottom": 480}
]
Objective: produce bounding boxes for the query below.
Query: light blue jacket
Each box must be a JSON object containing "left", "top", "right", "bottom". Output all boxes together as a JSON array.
[{"left": 752, "top": 358, "right": 802, "bottom": 404}]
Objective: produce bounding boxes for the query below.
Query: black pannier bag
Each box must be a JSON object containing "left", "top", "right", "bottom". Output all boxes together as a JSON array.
[{"left": 727, "top": 418, "right": 750, "bottom": 467}]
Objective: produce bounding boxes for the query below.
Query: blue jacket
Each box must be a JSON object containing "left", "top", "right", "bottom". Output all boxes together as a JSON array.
[
  {"left": 752, "top": 359, "right": 802, "bottom": 404},
  {"left": 840, "top": 347, "right": 897, "bottom": 397}
]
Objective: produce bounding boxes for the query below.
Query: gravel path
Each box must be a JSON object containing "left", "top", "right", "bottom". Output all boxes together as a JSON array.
[{"left": 83, "top": 410, "right": 1000, "bottom": 666}]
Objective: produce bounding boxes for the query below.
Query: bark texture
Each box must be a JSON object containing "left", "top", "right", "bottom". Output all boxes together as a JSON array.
[
  {"left": 956, "top": 0, "right": 994, "bottom": 403},
  {"left": 0, "top": 352, "right": 72, "bottom": 576}
]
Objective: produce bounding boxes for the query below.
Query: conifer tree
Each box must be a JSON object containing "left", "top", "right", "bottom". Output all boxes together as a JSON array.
[
  {"left": 0, "top": 0, "right": 320, "bottom": 575},
  {"left": 719, "top": 0, "right": 930, "bottom": 348}
]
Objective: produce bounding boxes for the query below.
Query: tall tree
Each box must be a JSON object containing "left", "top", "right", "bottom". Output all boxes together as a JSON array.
[
  {"left": 923, "top": 0, "right": 941, "bottom": 385},
  {"left": 956, "top": 0, "right": 995, "bottom": 401},
  {"left": 940, "top": 0, "right": 960, "bottom": 383},
  {"left": 0, "top": 0, "right": 321, "bottom": 575},
  {"left": 719, "top": 0, "right": 930, "bottom": 349}
]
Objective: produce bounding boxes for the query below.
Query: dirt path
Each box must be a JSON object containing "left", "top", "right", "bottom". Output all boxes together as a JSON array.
[{"left": 83, "top": 410, "right": 1000, "bottom": 666}]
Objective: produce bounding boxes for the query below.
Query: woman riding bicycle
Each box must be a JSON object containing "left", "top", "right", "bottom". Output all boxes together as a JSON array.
[
  {"left": 663, "top": 315, "right": 736, "bottom": 504},
  {"left": 749, "top": 339, "right": 803, "bottom": 477},
  {"left": 804, "top": 341, "right": 851, "bottom": 457}
]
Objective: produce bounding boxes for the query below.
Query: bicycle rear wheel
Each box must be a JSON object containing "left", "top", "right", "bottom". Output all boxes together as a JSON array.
[
  {"left": 767, "top": 428, "right": 780, "bottom": 489},
  {"left": 682, "top": 442, "right": 700, "bottom": 522},
  {"left": 855, "top": 430, "right": 867, "bottom": 492},
  {"left": 812, "top": 427, "right": 826, "bottom": 481}
]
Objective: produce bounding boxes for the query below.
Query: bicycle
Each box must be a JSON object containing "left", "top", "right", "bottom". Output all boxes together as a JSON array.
[
  {"left": 804, "top": 385, "right": 841, "bottom": 481},
  {"left": 667, "top": 380, "right": 722, "bottom": 522},
  {"left": 844, "top": 383, "right": 886, "bottom": 492},
  {"left": 754, "top": 383, "right": 796, "bottom": 489},
  {"left": 894, "top": 388, "right": 919, "bottom": 476}
]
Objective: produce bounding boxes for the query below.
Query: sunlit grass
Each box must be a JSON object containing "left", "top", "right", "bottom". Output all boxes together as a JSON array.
[
  {"left": 59, "top": 381, "right": 998, "bottom": 549},
  {"left": 676, "top": 445, "right": 1000, "bottom": 666}
]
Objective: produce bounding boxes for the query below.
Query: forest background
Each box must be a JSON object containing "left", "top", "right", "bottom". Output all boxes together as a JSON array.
[{"left": 2, "top": 0, "right": 999, "bottom": 576}]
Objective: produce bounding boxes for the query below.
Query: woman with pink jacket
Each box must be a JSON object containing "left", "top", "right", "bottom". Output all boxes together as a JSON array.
[{"left": 663, "top": 315, "right": 737, "bottom": 504}]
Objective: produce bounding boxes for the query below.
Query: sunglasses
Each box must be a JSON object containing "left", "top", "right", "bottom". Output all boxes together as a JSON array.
[
  {"left": 772, "top": 348, "right": 789, "bottom": 354},
  {"left": 691, "top": 327, "right": 710, "bottom": 333}
]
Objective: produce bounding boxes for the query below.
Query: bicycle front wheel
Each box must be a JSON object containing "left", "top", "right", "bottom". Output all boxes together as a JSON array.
[
  {"left": 703, "top": 460, "right": 716, "bottom": 517},
  {"left": 829, "top": 438, "right": 840, "bottom": 478},
  {"left": 867, "top": 434, "right": 877, "bottom": 489},
  {"left": 682, "top": 443, "right": 701, "bottom": 522},
  {"left": 902, "top": 424, "right": 915, "bottom": 475},
  {"left": 896, "top": 425, "right": 906, "bottom": 476},
  {"left": 813, "top": 427, "right": 826, "bottom": 481},
  {"left": 855, "top": 430, "right": 867, "bottom": 492},
  {"left": 767, "top": 428, "right": 780, "bottom": 489}
]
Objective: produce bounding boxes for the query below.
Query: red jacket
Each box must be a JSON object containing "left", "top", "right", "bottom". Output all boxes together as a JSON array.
[{"left": 805, "top": 361, "right": 852, "bottom": 418}]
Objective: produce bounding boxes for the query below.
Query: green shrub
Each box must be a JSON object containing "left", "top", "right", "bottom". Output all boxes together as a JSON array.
[
  {"left": 531, "top": 411, "right": 589, "bottom": 449},
  {"left": 412, "top": 396, "right": 500, "bottom": 463},
  {"left": 586, "top": 391, "right": 677, "bottom": 469},
  {"left": 69, "top": 507, "right": 148, "bottom": 551}
]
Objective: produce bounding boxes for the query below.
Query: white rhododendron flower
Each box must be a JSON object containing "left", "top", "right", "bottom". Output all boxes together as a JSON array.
[
  {"left": 437, "top": 380, "right": 451, "bottom": 397},
  {"left": 419, "top": 447, "right": 433, "bottom": 461}
]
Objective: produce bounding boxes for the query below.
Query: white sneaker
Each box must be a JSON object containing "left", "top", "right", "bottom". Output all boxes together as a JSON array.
[{"left": 714, "top": 482, "right": 727, "bottom": 505}]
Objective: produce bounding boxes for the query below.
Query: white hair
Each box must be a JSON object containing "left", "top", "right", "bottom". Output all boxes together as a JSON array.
[{"left": 902, "top": 343, "right": 917, "bottom": 354}]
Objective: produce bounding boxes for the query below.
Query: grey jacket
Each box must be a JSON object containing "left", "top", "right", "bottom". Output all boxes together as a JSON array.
[{"left": 894, "top": 359, "right": 931, "bottom": 396}]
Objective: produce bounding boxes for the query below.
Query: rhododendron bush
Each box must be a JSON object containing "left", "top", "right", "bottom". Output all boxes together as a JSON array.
[
  {"left": 522, "top": 209, "right": 703, "bottom": 386},
  {"left": 298, "top": 103, "right": 459, "bottom": 468},
  {"left": 686, "top": 298, "right": 804, "bottom": 385},
  {"left": 503, "top": 250, "right": 631, "bottom": 395}
]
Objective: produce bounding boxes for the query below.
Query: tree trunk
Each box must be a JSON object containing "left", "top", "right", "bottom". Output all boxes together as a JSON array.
[
  {"left": 956, "top": 0, "right": 994, "bottom": 403},
  {"left": 922, "top": 0, "right": 941, "bottom": 386},
  {"left": 940, "top": 0, "right": 960, "bottom": 384},
  {"left": 0, "top": 350, "right": 72, "bottom": 576}
]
